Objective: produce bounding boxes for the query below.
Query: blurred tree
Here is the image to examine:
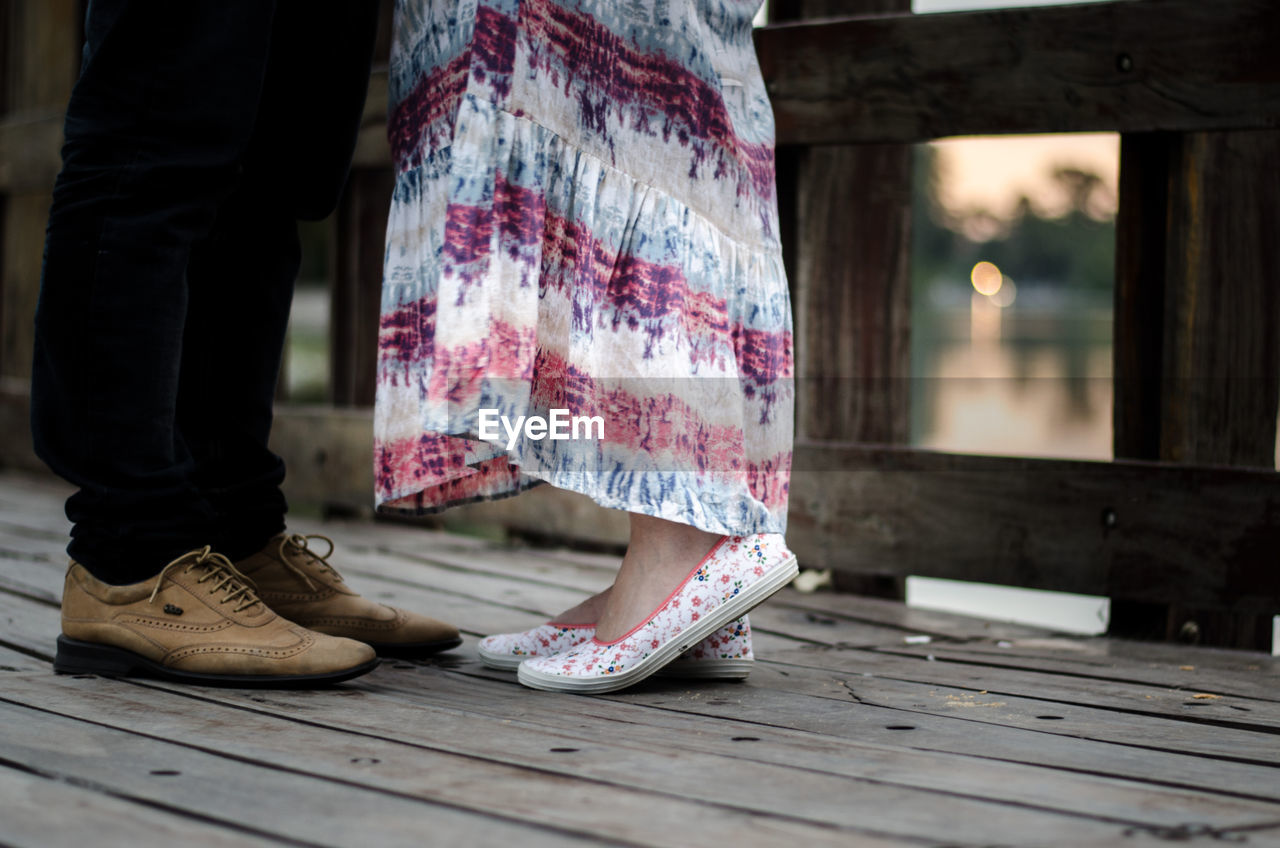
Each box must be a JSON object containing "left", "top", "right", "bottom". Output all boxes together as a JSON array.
[{"left": 911, "top": 146, "right": 1116, "bottom": 295}]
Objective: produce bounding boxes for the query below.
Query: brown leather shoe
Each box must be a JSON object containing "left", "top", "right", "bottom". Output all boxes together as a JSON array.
[
  {"left": 235, "top": 533, "right": 461, "bottom": 658},
  {"left": 56, "top": 547, "right": 377, "bottom": 686}
]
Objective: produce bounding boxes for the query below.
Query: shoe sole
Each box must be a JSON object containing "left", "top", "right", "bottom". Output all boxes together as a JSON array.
[
  {"left": 366, "top": 636, "right": 463, "bottom": 659},
  {"left": 53, "top": 636, "right": 379, "bottom": 688},
  {"left": 479, "top": 646, "right": 752, "bottom": 679},
  {"left": 518, "top": 554, "right": 797, "bottom": 694},
  {"left": 658, "top": 658, "right": 752, "bottom": 680}
]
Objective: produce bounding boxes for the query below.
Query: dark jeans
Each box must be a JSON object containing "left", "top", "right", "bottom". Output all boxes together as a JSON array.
[{"left": 31, "top": 0, "right": 380, "bottom": 583}]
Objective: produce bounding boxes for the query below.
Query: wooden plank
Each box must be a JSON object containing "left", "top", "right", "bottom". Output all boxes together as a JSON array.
[
  {"left": 435, "top": 653, "right": 1280, "bottom": 773},
  {"left": 879, "top": 640, "right": 1280, "bottom": 704},
  {"left": 0, "top": 585, "right": 59, "bottom": 659},
  {"left": 0, "top": 638, "right": 48, "bottom": 672},
  {"left": 169, "top": 663, "right": 1280, "bottom": 838},
  {"left": 787, "top": 442, "right": 1280, "bottom": 611},
  {"left": 594, "top": 657, "right": 1280, "bottom": 805},
  {"left": 5, "top": 481, "right": 1280, "bottom": 840},
  {"left": 12, "top": 555, "right": 1280, "bottom": 814},
  {"left": 0, "top": 677, "right": 911, "bottom": 848},
  {"left": 767, "top": 645, "right": 1280, "bottom": 739},
  {"left": 773, "top": 663, "right": 1280, "bottom": 767},
  {"left": 0, "top": 697, "right": 613, "bottom": 848},
  {"left": 756, "top": 0, "right": 1280, "bottom": 145},
  {"left": 10, "top": 522, "right": 1269, "bottom": 799},
  {"left": 0, "top": 764, "right": 285, "bottom": 848},
  {"left": 6, "top": 670, "right": 1272, "bottom": 847}
]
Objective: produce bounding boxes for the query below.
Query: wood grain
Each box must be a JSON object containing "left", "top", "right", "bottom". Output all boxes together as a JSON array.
[
  {"left": 330, "top": 167, "right": 395, "bottom": 408},
  {"left": 3, "top": 475, "right": 1280, "bottom": 846},
  {"left": 757, "top": 0, "right": 1280, "bottom": 145},
  {"left": 788, "top": 441, "right": 1280, "bottom": 613}
]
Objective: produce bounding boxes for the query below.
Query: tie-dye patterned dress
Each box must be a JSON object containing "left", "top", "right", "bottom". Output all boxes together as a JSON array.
[{"left": 374, "top": 0, "right": 793, "bottom": 535}]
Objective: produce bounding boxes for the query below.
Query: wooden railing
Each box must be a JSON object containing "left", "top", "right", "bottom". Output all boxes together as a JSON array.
[
  {"left": 758, "top": 0, "right": 1280, "bottom": 650},
  {"left": 1, "top": 0, "right": 1277, "bottom": 648}
]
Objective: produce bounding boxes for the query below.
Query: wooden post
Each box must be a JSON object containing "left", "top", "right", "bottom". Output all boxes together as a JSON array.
[
  {"left": 328, "top": 0, "right": 394, "bottom": 409},
  {"left": 770, "top": 0, "right": 913, "bottom": 596},
  {"left": 330, "top": 166, "right": 394, "bottom": 408},
  {"left": 0, "top": 0, "right": 80, "bottom": 383},
  {"left": 1111, "top": 129, "right": 1280, "bottom": 649}
]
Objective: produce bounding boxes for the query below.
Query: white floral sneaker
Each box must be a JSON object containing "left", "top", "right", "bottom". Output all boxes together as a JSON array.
[
  {"left": 477, "top": 617, "right": 754, "bottom": 679},
  {"left": 518, "top": 534, "right": 797, "bottom": 694}
]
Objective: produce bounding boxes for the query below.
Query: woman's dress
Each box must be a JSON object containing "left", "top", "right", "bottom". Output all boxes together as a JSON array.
[{"left": 374, "top": 0, "right": 793, "bottom": 535}]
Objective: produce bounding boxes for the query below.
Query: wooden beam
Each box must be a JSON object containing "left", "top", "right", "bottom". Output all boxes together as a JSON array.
[
  {"left": 1112, "top": 132, "right": 1173, "bottom": 462},
  {"left": 199, "top": 2, "right": 1280, "bottom": 163},
  {"left": 792, "top": 143, "right": 911, "bottom": 444},
  {"left": 786, "top": 441, "right": 1280, "bottom": 616},
  {"left": 757, "top": 0, "right": 1280, "bottom": 145},
  {"left": 1111, "top": 128, "right": 1280, "bottom": 648},
  {"left": 257, "top": 402, "right": 1280, "bottom": 623},
  {"left": 776, "top": 1, "right": 913, "bottom": 599},
  {"left": 1158, "top": 130, "right": 1280, "bottom": 467},
  {"left": 779, "top": 0, "right": 913, "bottom": 446}
]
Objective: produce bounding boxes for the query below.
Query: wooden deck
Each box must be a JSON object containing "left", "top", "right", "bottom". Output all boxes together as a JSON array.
[{"left": 1, "top": 471, "right": 1278, "bottom": 847}]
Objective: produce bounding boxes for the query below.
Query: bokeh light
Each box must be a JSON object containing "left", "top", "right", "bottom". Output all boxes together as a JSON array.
[
  {"left": 990, "top": 277, "right": 1017, "bottom": 308},
  {"left": 970, "top": 261, "right": 1003, "bottom": 296}
]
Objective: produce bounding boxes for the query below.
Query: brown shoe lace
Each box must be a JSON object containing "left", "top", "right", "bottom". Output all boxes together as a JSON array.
[
  {"left": 148, "top": 546, "right": 264, "bottom": 614},
  {"left": 276, "top": 533, "right": 344, "bottom": 591}
]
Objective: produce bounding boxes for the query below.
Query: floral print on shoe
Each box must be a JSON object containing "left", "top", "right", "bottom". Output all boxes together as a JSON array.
[
  {"left": 664, "top": 616, "right": 753, "bottom": 680},
  {"left": 518, "top": 534, "right": 797, "bottom": 694},
  {"left": 477, "top": 623, "right": 595, "bottom": 671},
  {"left": 478, "top": 618, "right": 754, "bottom": 679}
]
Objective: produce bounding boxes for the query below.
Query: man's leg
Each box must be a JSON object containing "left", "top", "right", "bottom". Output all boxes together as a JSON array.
[
  {"left": 35, "top": 0, "right": 379, "bottom": 684},
  {"left": 178, "top": 3, "right": 460, "bottom": 658},
  {"left": 31, "top": 0, "right": 280, "bottom": 583},
  {"left": 178, "top": 0, "right": 382, "bottom": 562}
]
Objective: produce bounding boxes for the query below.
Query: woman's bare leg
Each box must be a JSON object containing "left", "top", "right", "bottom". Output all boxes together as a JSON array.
[
  {"left": 547, "top": 585, "right": 611, "bottom": 625},
  {"left": 592, "top": 513, "right": 721, "bottom": 642}
]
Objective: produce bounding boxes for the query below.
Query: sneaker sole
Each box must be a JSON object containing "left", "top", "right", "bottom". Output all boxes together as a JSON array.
[
  {"left": 659, "top": 657, "right": 752, "bottom": 680},
  {"left": 53, "top": 635, "right": 379, "bottom": 688},
  {"left": 518, "top": 554, "right": 797, "bottom": 694},
  {"left": 479, "top": 646, "right": 752, "bottom": 679}
]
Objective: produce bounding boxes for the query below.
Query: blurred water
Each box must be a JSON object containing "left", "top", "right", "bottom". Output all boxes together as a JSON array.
[{"left": 912, "top": 288, "right": 1113, "bottom": 460}]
